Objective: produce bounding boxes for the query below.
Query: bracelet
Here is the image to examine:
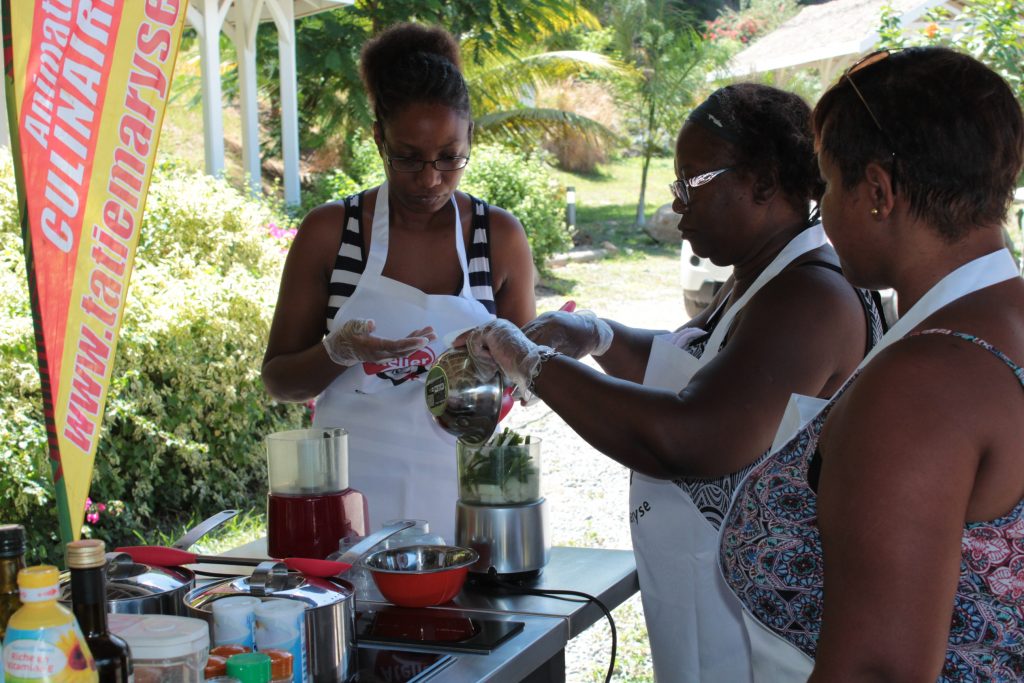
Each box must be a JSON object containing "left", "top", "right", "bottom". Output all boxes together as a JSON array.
[{"left": 528, "top": 348, "right": 562, "bottom": 394}]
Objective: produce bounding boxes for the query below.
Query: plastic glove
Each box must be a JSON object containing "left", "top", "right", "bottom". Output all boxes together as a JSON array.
[
  {"left": 521, "top": 309, "right": 613, "bottom": 359},
  {"left": 322, "top": 319, "right": 435, "bottom": 367},
  {"left": 464, "top": 319, "right": 548, "bottom": 394}
]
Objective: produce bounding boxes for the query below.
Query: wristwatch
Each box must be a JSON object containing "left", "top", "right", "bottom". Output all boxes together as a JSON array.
[{"left": 529, "top": 347, "right": 562, "bottom": 394}]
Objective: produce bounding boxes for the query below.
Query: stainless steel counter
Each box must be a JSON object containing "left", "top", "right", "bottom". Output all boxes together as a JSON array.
[{"left": 221, "top": 541, "right": 639, "bottom": 682}]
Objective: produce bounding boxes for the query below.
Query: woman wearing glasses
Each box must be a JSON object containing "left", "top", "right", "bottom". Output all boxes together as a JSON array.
[
  {"left": 461, "top": 83, "right": 883, "bottom": 681},
  {"left": 262, "top": 23, "right": 535, "bottom": 542},
  {"left": 720, "top": 48, "right": 1024, "bottom": 681}
]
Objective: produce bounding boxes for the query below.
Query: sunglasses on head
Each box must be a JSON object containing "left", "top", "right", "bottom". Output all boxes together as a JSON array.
[{"left": 842, "top": 49, "right": 900, "bottom": 187}]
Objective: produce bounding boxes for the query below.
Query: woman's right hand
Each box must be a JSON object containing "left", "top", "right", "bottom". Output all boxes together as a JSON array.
[
  {"left": 521, "top": 310, "right": 613, "bottom": 359},
  {"left": 323, "top": 319, "right": 435, "bottom": 366}
]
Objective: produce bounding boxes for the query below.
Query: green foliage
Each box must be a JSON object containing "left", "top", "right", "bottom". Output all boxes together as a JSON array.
[
  {"left": 252, "top": 0, "right": 602, "bottom": 155},
  {"left": 0, "top": 153, "right": 308, "bottom": 564},
  {"left": 461, "top": 145, "right": 570, "bottom": 272},
  {"left": 608, "top": 0, "right": 714, "bottom": 225},
  {"left": 876, "top": 1, "right": 1024, "bottom": 102}
]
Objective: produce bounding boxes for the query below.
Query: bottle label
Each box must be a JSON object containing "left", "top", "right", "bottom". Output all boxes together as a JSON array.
[
  {"left": 3, "top": 623, "right": 96, "bottom": 682},
  {"left": 15, "top": 587, "right": 57, "bottom": 605}
]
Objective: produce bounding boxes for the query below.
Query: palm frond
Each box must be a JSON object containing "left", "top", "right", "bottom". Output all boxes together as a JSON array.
[
  {"left": 468, "top": 50, "right": 627, "bottom": 112},
  {"left": 474, "top": 107, "right": 623, "bottom": 148}
]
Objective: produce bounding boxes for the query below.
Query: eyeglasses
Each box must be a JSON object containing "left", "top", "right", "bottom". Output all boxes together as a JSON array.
[
  {"left": 381, "top": 139, "right": 470, "bottom": 173},
  {"left": 843, "top": 49, "right": 899, "bottom": 181},
  {"left": 669, "top": 167, "right": 733, "bottom": 206}
]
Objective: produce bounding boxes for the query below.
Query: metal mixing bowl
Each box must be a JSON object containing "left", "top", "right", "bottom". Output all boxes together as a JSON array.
[
  {"left": 362, "top": 545, "right": 479, "bottom": 608},
  {"left": 424, "top": 349, "right": 503, "bottom": 446}
]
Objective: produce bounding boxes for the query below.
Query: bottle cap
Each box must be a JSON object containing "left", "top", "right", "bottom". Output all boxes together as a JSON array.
[
  {"left": 226, "top": 652, "right": 272, "bottom": 683},
  {"left": 17, "top": 565, "right": 61, "bottom": 602},
  {"left": 205, "top": 654, "right": 228, "bottom": 678},
  {"left": 210, "top": 644, "right": 252, "bottom": 658},
  {"left": 66, "top": 539, "right": 106, "bottom": 568},
  {"left": 263, "top": 649, "right": 293, "bottom": 680},
  {"left": 0, "top": 524, "right": 26, "bottom": 558}
]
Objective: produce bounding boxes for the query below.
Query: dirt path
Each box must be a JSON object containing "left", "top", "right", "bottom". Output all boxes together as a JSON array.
[{"left": 504, "top": 249, "right": 684, "bottom": 682}]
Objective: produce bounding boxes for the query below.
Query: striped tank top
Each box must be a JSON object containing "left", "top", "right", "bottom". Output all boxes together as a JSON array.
[{"left": 325, "top": 191, "right": 497, "bottom": 329}]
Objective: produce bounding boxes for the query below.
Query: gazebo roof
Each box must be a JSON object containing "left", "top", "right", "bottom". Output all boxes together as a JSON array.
[
  {"left": 719, "top": 0, "right": 955, "bottom": 79},
  {"left": 229, "top": 0, "right": 350, "bottom": 24}
]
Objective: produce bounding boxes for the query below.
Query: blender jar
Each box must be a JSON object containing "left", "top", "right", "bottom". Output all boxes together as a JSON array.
[
  {"left": 266, "top": 428, "right": 369, "bottom": 559},
  {"left": 456, "top": 438, "right": 541, "bottom": 505}
]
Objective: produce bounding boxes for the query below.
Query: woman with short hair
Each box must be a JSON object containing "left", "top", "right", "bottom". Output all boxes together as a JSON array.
[{"left": 719, "top": 47, "right": 1024, "bottom": 681}]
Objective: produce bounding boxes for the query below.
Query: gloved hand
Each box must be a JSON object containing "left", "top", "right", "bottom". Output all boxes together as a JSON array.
[
  {"left": 323, "top": 319, "right": 435, "bottom": 367},
  {"left": 463, "top": 319, "right": 549, "bottom": 395},
  {"left": 521, "top": 309, "right": 613, "bottom": 359}
]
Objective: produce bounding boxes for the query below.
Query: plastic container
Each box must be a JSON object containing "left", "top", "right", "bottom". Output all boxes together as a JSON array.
[
  {"left": 211, "top": 596, "right": 260, "bottom": 648},
  {"left": 108, "top": 613, "right": 209, "bottom": 683},
  {"left": 456, "top": 437, "right": 541, "bottom": 505},
  {"left": 253, "top": 600, "right": 306, "bottom": 683}
]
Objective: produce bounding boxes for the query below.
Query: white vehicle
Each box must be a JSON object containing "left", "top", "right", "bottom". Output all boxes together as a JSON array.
[
  {"left": 680, "top": 239, "right": 732, "bottom": 317},
  {"left": 680, "top": 236, "right": 900, "bottom": 327}
]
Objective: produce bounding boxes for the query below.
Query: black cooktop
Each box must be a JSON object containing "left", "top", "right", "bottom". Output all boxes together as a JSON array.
[
  {"left": 355, "top": 606, "right": 524, "bottom": 655},
  {"left": 354, "top": 646, "right": 454, "bottom": 683}
]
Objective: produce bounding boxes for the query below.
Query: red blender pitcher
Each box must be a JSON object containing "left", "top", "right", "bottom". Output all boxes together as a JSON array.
[{"left": 266, "top": 427, "right": 369, "bottom": 559}]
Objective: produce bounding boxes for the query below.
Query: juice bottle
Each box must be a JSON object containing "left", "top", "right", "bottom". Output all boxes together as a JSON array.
[{"left": 2, "top": 565, "right": 98, "bottom": 682}]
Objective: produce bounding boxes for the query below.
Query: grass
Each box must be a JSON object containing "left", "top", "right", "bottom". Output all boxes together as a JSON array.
[{"left": 553, "top": 156, "right": 678, "bottom": 254}]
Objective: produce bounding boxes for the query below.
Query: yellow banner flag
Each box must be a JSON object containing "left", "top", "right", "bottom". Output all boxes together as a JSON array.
[{"left": 3, "top": 0, "right": 187, "bottom": 542}]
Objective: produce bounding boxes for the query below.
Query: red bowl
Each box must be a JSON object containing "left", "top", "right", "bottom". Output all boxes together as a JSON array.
[{"left": 362, "top": 545, "right": 478, "bottom": 608}]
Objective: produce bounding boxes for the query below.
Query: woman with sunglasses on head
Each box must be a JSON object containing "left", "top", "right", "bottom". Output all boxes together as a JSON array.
[
  {"left": 461, "top": 83, "right": 884, "bottom": 681},
  {"left": 719, "top": 47, "right": 1024, "bottom": 681},
  {"left": 261, "top": 23, "right": 535, "bottom": 543}
]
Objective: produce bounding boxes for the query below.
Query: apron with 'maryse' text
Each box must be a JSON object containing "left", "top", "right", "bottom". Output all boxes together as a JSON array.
[{"left": 631, "top": 224, "right": 828, "bottom": 682}]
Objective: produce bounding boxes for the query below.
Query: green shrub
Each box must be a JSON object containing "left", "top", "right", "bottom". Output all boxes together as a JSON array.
[
  {"left": 0, "top": 153, "right": 308, "bottom": 564},
  {"left": 461, "top": 145, "right": 571, "bottom": 272}
]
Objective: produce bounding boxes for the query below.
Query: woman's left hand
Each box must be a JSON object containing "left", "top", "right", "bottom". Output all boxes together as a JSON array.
[{"left": 460, "top": 319, "right": 546, "bottom": 392}]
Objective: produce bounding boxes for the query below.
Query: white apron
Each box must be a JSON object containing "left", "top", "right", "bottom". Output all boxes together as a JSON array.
[
  {"left": 313, "top": 183, "right": 494, "bottom": 543},
  {"left": 632, "top": 224, "right": 827, "bottom": 682},
  {"left": 739, "top": 248, "right": 1022, "bottom": 681}
]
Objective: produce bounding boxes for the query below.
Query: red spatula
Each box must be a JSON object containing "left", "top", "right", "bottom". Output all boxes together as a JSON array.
[{"left": 115, "top": 545, "right": 352, "bottom": 578}]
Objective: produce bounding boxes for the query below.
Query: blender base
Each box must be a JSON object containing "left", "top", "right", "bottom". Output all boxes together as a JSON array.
[{"left": 455, "top": 499, "right": 550, "bottom": 578}]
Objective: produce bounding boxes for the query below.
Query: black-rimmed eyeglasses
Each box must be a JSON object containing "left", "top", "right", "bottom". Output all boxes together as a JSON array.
[
  {"left": 381, "top": 137, "right": 470, "bottom": 173},
  {"left": 669, "top": 167, "right": 733, "bottom": 206},
  {"left": 843, "top": 49, "right": 899, "bottom": 184}
]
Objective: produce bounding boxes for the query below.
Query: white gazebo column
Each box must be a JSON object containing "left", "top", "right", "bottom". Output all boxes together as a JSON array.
[
  {"left": 228, "top": 0, "right": 264, "bottom": 196},
  {"left": 187, "top": 0, "right": 232, "bottom": 178},
  {"left": 265, "top": 0, "right": 301, "bottom": 206}
]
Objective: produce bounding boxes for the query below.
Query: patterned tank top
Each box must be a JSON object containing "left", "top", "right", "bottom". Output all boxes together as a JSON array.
[
  {"left": 675, "top": 262, "right": 885, "bottom": 530},
  {"left": 720, "top": 329, "right": 1024, "bottom": 681},
  {"left": 325, "top": 191, "right": 497, "bottom": 330}
]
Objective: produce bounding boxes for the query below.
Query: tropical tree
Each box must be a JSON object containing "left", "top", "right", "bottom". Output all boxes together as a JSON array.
[
  {"left": 249, "top": 0, "right": 619, "bottom": 165},
  {"left": 610, "top": 0, "right": 714, "bottom": 226},
  {"left": 877, "top": 0, "right": 1023, "bottom": 103}
]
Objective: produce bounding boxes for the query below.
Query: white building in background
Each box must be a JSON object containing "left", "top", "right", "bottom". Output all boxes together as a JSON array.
[
  {"left": 0, "top": 0, "right": 351, "bottom": 207},
  {"left": 715, "top": 0, "right": 963, "bottom": 85}
]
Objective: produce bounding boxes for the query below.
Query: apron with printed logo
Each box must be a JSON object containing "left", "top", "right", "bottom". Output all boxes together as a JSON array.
[
  {"left": 632, "top": 224, "right": 828, "bottom": 682},
  {"left": 313, "top": 183, "right": 494, "bottom": 543}
]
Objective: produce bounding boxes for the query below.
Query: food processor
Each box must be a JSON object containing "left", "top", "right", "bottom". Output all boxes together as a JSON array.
[
  {"left": 266, "top": 427, "right": 369, "bottom": 560},
  {"left": 453, "top": 436, "right": 549, "bottom": 582}
]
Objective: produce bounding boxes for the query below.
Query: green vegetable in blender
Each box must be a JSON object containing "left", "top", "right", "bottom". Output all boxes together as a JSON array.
[{"left": 459, "top": 428, "right": 539, "bottom": 503}]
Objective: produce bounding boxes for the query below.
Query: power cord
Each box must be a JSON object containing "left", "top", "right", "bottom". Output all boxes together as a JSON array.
[{"left": 486, "top": 569, "right": 617, "bottom": 683}]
